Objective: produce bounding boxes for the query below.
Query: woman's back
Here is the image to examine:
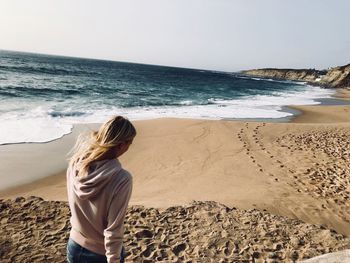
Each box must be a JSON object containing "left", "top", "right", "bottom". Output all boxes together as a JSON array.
[
  {"left": 67, "top": 158, "right": 132, "bottom": 258},
  {"left": 66, "top": 116, "right": 136, "bottom": 263}
]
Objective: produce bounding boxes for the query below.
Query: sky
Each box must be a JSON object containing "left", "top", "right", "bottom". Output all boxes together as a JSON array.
[{"left": 0, "top": 0, "right": 349, "bottom": 71}]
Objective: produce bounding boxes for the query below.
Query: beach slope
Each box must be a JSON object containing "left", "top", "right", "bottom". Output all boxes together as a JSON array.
[{"left": 1, "top": 98, "right": 350, "bottom": 261}]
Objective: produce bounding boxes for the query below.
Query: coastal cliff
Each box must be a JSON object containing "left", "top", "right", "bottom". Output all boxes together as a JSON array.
[
  {"left": 242, "top": 63, "right": 350, "bottom": 89},
  {"left": 321, "top": 64, "right": 350, "bottom": 89}
]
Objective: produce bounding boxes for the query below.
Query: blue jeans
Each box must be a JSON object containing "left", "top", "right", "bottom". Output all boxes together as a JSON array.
[{"left": 67, "top": 238, "right": 125, "bottom": 263}]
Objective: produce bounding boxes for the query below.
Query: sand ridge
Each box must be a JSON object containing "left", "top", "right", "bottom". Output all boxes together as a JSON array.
[{"left": 1, "top": 197, "right": 350, "bottom": 263}]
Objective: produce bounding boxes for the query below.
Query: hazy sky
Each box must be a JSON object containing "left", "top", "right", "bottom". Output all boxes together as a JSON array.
[{"left": 0, "top": 0, "right": 349, "bottom": 71}]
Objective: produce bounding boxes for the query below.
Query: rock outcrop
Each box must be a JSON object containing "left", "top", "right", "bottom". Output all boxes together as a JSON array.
[
  {"left": 320, "top": 64, "right": 350, "bottom": 89},
  {"left": 242, "top": 64, "right": 350, "bottom": 89}
]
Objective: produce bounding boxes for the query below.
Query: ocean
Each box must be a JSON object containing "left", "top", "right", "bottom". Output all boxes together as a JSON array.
[{"left": 0, "top": 50, "right": 335, "bottom": 145}]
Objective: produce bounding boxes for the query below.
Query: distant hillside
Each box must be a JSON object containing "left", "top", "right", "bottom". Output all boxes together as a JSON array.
[{"left": 241, "top": 64, "right": 350, "bottom": 89}]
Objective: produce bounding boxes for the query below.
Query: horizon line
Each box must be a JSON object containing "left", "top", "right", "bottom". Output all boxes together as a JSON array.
[{"left": 0, "top": 48, "right": 238, "bottom": 74}]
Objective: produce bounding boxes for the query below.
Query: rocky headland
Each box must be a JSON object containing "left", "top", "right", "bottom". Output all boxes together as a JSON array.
[{"left": 241, "top": 63, "right": 350, "bottom": 89}]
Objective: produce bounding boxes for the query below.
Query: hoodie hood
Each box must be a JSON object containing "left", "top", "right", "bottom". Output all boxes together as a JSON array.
[{"left": 72, "top": 159, "right": 122, "bottom": 200}]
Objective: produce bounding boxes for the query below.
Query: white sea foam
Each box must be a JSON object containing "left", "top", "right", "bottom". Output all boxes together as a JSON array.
[
  {"left": 0, "top": 105, "right": 72, "bottom": 145},
  {"left": 179, "top": 100, "right": 194, "bottom": 106},
  {"left": 0, "top": 85, "right": 336, "bottom": 145}
]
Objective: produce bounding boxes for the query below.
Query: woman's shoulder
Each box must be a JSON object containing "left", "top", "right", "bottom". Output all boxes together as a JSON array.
[
  {"left": 110, "top": 168, "right": 132, "bottom": 188},
  {"left": 117, "top": 169, "right": 132, "bottom": 181},
  {"left": 106, "top": 169, "right": 132, "bottom": 197}
]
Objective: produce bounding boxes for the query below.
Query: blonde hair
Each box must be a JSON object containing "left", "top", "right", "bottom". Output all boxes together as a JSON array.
[{"left": 69, "top": 116, "right": 136, "bottom": 177}]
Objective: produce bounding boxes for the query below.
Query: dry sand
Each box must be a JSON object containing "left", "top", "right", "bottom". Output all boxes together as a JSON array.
[
  {"left": 1, "top": 89, "right": 350, "bottom": 262},
  {"left": 1, "top": 197, "right": 349, "bottom": 262}
]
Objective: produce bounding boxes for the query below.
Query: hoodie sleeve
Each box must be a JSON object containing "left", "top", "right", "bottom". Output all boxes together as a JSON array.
[{"left": 103, "top": 171, "right": 133, "bottom": 263}]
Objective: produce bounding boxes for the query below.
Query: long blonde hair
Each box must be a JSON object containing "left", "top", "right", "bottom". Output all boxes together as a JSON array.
[{"left": 69, "top": 116, "right": 136, "bottom": 177}]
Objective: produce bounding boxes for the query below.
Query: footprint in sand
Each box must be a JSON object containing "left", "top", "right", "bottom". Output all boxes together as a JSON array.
[
  {"left": 172, "top": 243, "right": 187, "bottom": 256},
  {"left": 223, "top": 241, "right": 234, "bottom": 257}
]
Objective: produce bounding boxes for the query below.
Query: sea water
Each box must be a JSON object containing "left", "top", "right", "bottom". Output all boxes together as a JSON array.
[{"left": 0, "top": 50, "right": 335, "bottom": 144}]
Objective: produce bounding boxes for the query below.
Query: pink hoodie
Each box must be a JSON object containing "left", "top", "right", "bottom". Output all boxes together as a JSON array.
[{"left": 66, "top": 158, "right": 132, "bottom": 263}]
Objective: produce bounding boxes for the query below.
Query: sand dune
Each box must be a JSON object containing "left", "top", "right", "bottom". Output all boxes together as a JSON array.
[{"left": 1, "top": 197, "right": 349, "bottom": 262}]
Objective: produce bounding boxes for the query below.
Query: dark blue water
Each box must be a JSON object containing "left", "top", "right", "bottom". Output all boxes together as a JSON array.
[{"left": 0, "top": 50, "right": 334, "bottom": 144}]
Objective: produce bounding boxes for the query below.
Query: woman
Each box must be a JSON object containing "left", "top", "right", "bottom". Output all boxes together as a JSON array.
[{"left": 66, "top": 116, "right": 136, "bottom": 263}]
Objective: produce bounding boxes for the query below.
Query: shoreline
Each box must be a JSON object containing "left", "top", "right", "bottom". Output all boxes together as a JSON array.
[
  {"left": 1, "top": 91, "right": 349, "bottom": 198},
  {"left": 0, "top": 123, "right": 100, "bottom": 192},
  {"left": 0, "top": 81, "right": 341, "bottom": 148},
  {"left": 1, "top": 86, "right": 347, "bottom": 148},
  {"left": 289, "top": 88, "right": 350, "bottom": 123}
]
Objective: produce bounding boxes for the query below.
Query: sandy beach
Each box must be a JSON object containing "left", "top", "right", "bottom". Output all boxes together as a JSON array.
[{"left": 1, "top": 90, "right": 350, "bottom": 262}]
